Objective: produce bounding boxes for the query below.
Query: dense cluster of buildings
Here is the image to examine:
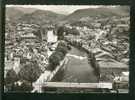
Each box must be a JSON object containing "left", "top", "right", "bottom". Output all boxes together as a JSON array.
[
  {"left": 4, "top": 21, "right": 61, "bottom": 92},
  {"left": 5, "top": 23, "right": 49, "bottom": 76},
  {"left": 4, "top": 14, "right": 129, "bottom": 92},
  {"left": 64, "top": 16, "right": 129, "bottom": 91}
]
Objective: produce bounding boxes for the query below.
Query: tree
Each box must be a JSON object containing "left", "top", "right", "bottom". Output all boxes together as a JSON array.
[
  {"left": 56, "top": 46, "right": 68, "bottom": 56},
  {"left": 12, "top": 80, "right": 33, "bottom": 92},
  {"left": 49, "top": 52, "right": 61, "bottom": 66},
  {"left": 5, "top": 69, "right": 19, "bottom": 92},
  {"left": 56, "top": 41, "right": 68, "bottom": 55},
  {"left": 48, "top": 53, "right": 60, "bottom": 71},
  {"left": 67, "top": 45, "right": 71, "bottom": 50},
  {"left": 20, "top": 57, "right": 29, "bottom": 65},
  {"left": 18, "top": 61, "right": 42, "bottom": 86},
  {"left": 70, "top": 28, "right": 80, "bottom": 35},
  {"left": 57, "top": 41, "right": 67, "bottom": 47},
  {"left": 47, "top": 41, "right": 69, "bottom": 71},
  {"left": 55, "top": 51, "right": 65, "bottom": 60},
  {"left": 48, "top": 50, "right": 65, "bottom": 71},
  {"left": 33, "top": 29, "right": 42, "bottom": 40},
  {"left": 5, "top": 69, "right": 18, "bottom": 85},
  {"left": 57, "top": 26, "right": 65, "bottom": 40}
]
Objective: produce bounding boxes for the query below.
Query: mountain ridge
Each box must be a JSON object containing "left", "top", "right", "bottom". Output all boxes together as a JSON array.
[
  {"left": 6, "top": 6, "right": 129, "bottom": 25},
  {"left": 6, "top": 7, "right": 66, "bottom": 24},
  {"left": 63, "top": 6, "right": 130, "bottom": 22}
]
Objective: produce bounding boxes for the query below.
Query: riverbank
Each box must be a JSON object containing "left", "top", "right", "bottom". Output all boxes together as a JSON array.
[
  {"left": 61, "top": 45, "right": 99, "bottom": 83},
  {"left": 64, "top": 38, "right": 100, "bottom": 80},
  {"left": 64, "top": 36, "right": 128, "bottom": 83}
]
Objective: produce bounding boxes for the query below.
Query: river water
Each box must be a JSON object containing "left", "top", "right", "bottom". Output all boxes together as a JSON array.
[
  {"left": 46, "top": 30, "right": 98, "bottom": 83},
  {"left": 61, "top": 46, "right": 98, "bottom": 83}
]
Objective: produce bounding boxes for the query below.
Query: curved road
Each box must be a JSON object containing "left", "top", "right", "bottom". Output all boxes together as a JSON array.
[{"left": 61, "top": 46, "right": 98, "bottom": 83}]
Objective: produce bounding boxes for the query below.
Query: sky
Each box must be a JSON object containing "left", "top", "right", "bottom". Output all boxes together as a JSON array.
[{"left": 6, "top": 5, "right": 118, "bottom": 15}]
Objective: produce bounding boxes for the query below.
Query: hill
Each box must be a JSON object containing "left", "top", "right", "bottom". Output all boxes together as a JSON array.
[
  {"left": 6, "top": 7, "right": 24, "bottom": 21},
  {"left": 6, "top": 7, "right": 66, "bottom": 25},
  {"left": 6, "top": 6, "right": 129, "bottom": 25},
  {"left": 18, "top": 9, "right": 66, "bottom": 25},
  {"left": 63, "top": 6, "right": 130, "bottom": 22}
]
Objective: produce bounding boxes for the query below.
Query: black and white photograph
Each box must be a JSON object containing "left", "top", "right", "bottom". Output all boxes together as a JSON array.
[{"left": 4, "top": 5, "right": 130, "bottom": 93}]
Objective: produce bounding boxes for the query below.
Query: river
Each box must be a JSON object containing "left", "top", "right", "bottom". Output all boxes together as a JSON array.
[
  {"left": 61, "top": 46, "right": 98, "bottom": 83},
  {"left": 46, "top": 30, "right": 98, "bottom": 83}
]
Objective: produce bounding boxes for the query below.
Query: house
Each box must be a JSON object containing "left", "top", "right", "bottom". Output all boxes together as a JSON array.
[{"left": 47, "top": 30, "right": 58, "bottom": 43}]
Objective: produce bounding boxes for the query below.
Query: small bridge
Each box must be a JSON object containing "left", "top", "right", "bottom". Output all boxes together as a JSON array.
[
  {"left": 33, "top": 82, "right": 113, "bottom": 93},
  {"left": 38, "top": 82, "right": 112, "bottom": 89}
]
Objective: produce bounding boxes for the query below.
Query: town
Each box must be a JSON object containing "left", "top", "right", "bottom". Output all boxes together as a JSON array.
[{"left": 4, "top": 6, "right": 129, "bottom": 93}]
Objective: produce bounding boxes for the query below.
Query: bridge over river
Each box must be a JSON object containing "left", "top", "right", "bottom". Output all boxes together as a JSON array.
[{"left": 32, "top": 30, "right": 111, "bottom": 93}]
